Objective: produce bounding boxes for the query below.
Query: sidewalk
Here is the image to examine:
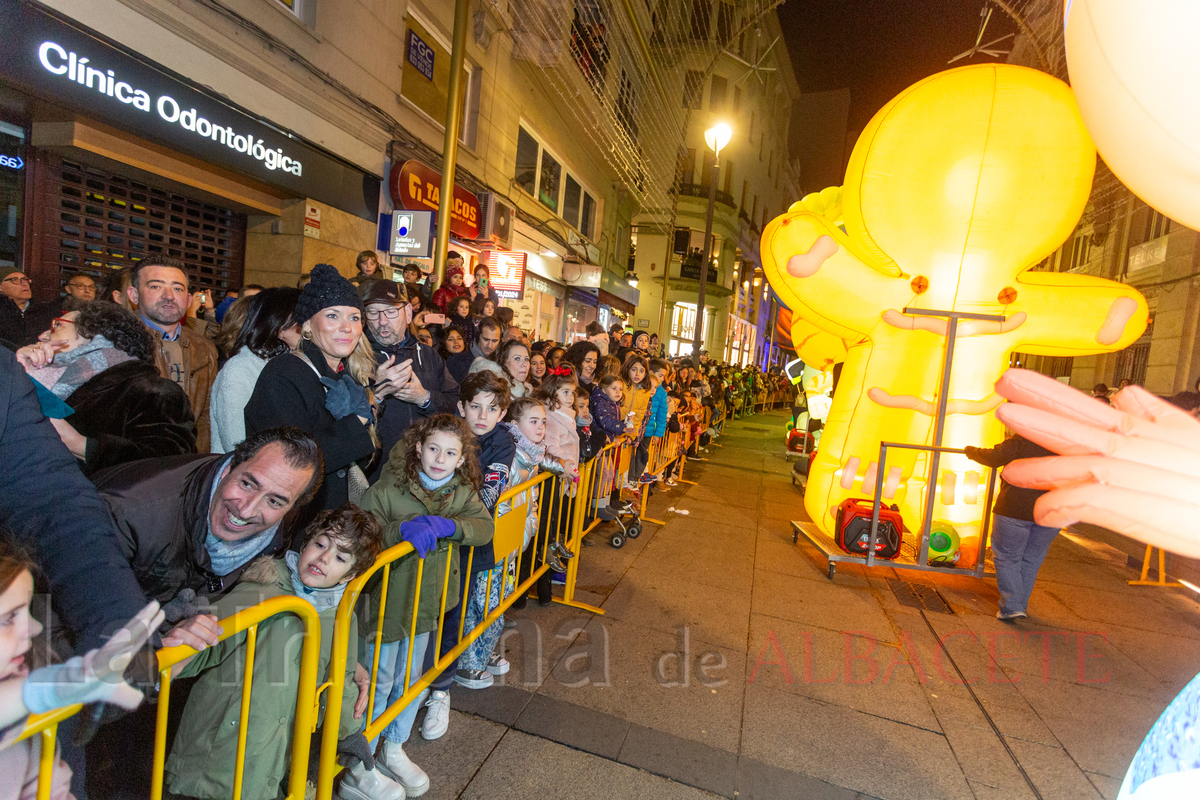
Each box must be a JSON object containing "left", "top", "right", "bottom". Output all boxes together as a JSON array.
[{"left": 405, "top": 410, "right": 1200, "bottom": 799}]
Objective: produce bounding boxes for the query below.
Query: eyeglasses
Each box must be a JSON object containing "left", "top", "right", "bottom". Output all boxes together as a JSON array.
[
  {"left": 2, "top": 276, "right": 30, "bottom": 285},
  {"left": 51, "top": 316, "right": 75, "bottom": 331},
  {"left": 364, "top": 305, "right": 408, "bottom": 321}
]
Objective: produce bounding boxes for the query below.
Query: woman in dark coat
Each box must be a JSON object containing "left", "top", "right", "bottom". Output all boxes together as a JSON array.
[
  {"left": 14, "top": 301, "right": 195, "bottom": 475},
  {"left": 244, "top": 264, "right": 377, "bottom": 515}
]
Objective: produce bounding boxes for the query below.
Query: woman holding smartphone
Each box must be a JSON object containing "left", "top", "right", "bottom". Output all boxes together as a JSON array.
[{"left": 470, "top": 264, "right": 499, "bottom": 313}]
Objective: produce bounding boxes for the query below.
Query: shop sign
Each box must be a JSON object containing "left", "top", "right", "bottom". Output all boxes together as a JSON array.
[
  {"left": 388, "top": 160, "right": 480, "bottom": 240},
  {"left": 0, "top": 153, "right": 24, "bottom": 170},
  {"left": 303, "top": 204, "right": 321, "bottom": 239},
  {"left": 406, "top": 29, "right": 435, "bottom": 81},
  {"left": 525, "top": 274, "right": 564, "bottom": 299},
  {"left": 481, "top": 250, "right": 527, "bottom": 300},
  {"left": 391, "top": 210, "right": 433, "bottom": 257},
  {"left": 0, "top": 2, "right": 380, "bottom": 220}
]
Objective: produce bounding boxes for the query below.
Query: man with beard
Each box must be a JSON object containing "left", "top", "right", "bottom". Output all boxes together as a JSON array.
[
  {"left": 127, "top": 255, "right": 218, "bottom": 450},
  {"left": 362, "top": 280, "right": 459, "bottom": 479}
]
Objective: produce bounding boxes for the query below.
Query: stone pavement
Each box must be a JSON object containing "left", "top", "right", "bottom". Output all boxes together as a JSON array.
[{"left": 404, "top": 410, "right": 1200, "bottom": 799}]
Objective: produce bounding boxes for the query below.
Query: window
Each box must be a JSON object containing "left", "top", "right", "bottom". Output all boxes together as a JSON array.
[
  {"left": 716, "top": 3, "right": 735, "bottom": 44},
  {"left": 538, "top": 150, "right": 562, "bottom": 212},
  {"left": 401, "top": 14, "right": 478, "bottom": 146},
  {"left": 723, "top": 161, "right": 733, "bottom": 195},
  {"left": 709, "top": 75, "right": 727, "bottom": 111},
  {"left": 1145, "top": 209, "right": 1171, "bottom": 242},
  {"left": 1068, "top": 234, "right": 1090, "bottom": 270},
  {"left": 514, "top": 127, "right": 539, "bottom": 195},
  {"left": 733, "top": 86, "right": 741, "bottom": 113},
  {"left": 275, "top": 0, "right": 316, "bottom": 26},
  {"left": 761, "top": 206, "right": 769, "bottom": 230},
  {"left": 571, "top": 0, "right": 609, "bottom": 94},
  {"left": 617, "top": 70, "right": 638, "bottom": 142},
  {"left": 700, "top": 151, "right": 715, "bottom": 186},
  {"left": 683, "top": 70, "right": 704, "bottom": 109},
  {"left": 690, "top": 0, "right": 711, "bottom": 41},
  {"left": 751, "top": 195, "right": 758, "bottom": 223},
  {"left": 740, "top": 179, "right": 748, "bottom": 212},
  {"left": 513, "top": 123, "right": 600, "bottom": 240},
  {"left": 680, "top": 148, "right": 696, "bottom": 185}
]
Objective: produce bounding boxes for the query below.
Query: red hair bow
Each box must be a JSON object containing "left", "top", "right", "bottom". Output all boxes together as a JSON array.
[{"left": 548, "top": 366, "right": 573, "bottom": 377}]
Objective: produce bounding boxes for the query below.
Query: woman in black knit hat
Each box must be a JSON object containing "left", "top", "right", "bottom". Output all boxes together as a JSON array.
[{"left": 245, "top": 263, "right": 378, "bottom": 515}]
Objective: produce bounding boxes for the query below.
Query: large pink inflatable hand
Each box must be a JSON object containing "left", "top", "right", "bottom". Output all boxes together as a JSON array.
[{"left": 992, "top": 369, "right": 1200, "bottom": 557}]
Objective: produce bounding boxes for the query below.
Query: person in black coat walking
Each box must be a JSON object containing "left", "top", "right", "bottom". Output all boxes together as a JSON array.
[
  {"left": 245, "top": 264, "right": 377, "bottom": 515},
  {"left": 361, "top": 280, "right": 460, "bottom": 481},
  {"left": 965, "top": 434, "right": 1059, "bottom": 620}
]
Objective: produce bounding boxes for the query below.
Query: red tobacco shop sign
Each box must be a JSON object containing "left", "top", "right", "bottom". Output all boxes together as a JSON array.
[{"left": 388, "top": 159, "right": 481, "bottom": 240}]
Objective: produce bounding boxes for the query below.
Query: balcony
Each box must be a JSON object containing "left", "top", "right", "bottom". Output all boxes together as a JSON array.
[{"left": 674, "top": 183, "right": 736, "bottom": 209}]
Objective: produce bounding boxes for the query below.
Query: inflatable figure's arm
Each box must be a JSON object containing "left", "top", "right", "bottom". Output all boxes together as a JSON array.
[{"left": 1014, "top": 272, "right": 1148, "bottom": 353}]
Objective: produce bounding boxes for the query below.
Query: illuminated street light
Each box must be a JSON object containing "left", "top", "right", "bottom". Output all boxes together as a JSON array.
[
  {"left": 693, "top": 121, "right": 732, "bottom": 358},
  {"left": 704, "top": 122, "right": 733, "bottom": 158}
]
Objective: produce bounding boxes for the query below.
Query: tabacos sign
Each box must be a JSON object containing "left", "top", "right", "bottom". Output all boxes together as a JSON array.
[
  {"left": 36, "top": 41, "right": 303, "bottom": 176},
  {"left": 388, "top": 159, "right": 480, "bottom": 240}
]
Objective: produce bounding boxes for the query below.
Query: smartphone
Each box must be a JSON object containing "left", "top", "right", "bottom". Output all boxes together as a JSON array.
[{"left": 424, "top": 313, "right": 446, "bottom": 325}]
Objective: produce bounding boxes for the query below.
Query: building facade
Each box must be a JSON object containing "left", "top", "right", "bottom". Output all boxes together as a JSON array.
[{"left": 0, "top": 0, "right": 639, "bottom": 338}]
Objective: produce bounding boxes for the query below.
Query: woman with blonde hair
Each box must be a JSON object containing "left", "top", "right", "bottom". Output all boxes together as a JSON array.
[{"left": 245, "top": 264, "right": 378, "bottom": 515}]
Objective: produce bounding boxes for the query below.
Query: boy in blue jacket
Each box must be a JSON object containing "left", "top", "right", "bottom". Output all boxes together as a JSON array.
[{"left": 637, "top": 359, "right": 671, "bottom": 483}]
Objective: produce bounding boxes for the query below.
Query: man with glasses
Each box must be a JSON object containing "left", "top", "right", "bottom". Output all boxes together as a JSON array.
[
  {"left": 0, "top": 267, "right": 58, "bottom": 349},
  {"left": 361, "top": 280, "right": 459, "bottom": 480},
  {"left": 63, "top": 273, "right": 97, "bottom": 304}
]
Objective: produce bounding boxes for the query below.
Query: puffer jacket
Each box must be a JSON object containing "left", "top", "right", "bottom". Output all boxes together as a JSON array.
[
  {"left": 431, "top": 282, "right": 470, "bottom": 313},
  {"left": 500, "top": 421, "right": 566, "bottom": 549},
  {"left": 644, "top": 384, "right": 668, "bottom": 439},
  {"left": 543, "top": 407, "right": 580, "bottom": 479},
  {"left": 357, "top": 452, "right": 493, "bottom": 643},
  {"left": 621, "top": 382, "right": 654, "bottom": 438},
  {"left": 93, "top": 454, "right": 288, "bottom": 603},
  {"left": 366, "top": 329, "right": 459, "bottom": 483},
  {"left": 590, "top": 385, "right": 625, "bottom": 440},
  {"left": 165, "top": 557, "right": 358, "bottom": 800}
]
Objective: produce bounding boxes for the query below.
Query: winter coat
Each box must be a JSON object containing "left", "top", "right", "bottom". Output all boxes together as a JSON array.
[
  {"left": 64, "top": 359, "right": 197, "bottom": 475},
  {"left": 0, "top": 297, "right": 57, "bottom": 350},
  {"left": 0, "top": 719, "right": 73, "bottom": 800},
  {"left": 463, "top": 424, "right": 516, "bottom": 574},
  {"left": 0, "top": 348, "right": 148, "bottom": 651},
  {"left": 500, "top": 421, "right": 566, "bottom": 548},
  {"left": 576, "top": 411, "right": 607, "bottom": 463},
  {"left": 166, "top": 557, "right": 359, "bottom": 800},
  {"left": 964, "top": 435, "right": 1056, "bottom": 522},
  {"left": 209, "top": 348, "right": 268, "bottom": 454},
  {"left": 543, "top": 407, "right": 580, "bottom": 480},
  {"left": 357, "top": 464, "right": 493, "bottom": 643},
  {"left": 445, "top": 350, "right": 475, "bottom": 385},
  {"left": 93, "top": 454, "right": 288, "bottom": 604},
  {"left": 366, "top": 329, "right": 460, "bottom": 483},
  {"left": 431, "top": 283, "right": 470, "bottom": 314},
  {"left": 621, "top": 383, "right": 654, "bottom": 437},
  {"left": 644, "top": 384, "right": 668, "bottom": 439},
  {"left": 469, "top": 357, "right": 530, "bottom": 397},
  {"left": 149, "top": 320, "right": 218, "bottom": 453},
  {"left": 244, "top": 339, "right": 377, "bottom": 513},
  {"left": 590, "top": 386, "right": 625, "bottom": 440}
]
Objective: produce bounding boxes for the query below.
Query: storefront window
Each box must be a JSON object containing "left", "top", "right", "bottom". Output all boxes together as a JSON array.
[
  {"left": 0, "top": 121, "right": 26, "bottom": 271},
  {"left": 669, "top": 303, "right": 697, "bottom": 356},
  {"left": 539, "top": 150, "right": 561, "bottom": 212},
  {"left": 565, "top": 298, "right": 598, "bottom": 343}
]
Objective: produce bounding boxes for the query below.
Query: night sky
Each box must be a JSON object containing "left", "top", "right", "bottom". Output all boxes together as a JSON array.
[{"left": 777, "top": 0, "right": 1019, "bottom": 132}]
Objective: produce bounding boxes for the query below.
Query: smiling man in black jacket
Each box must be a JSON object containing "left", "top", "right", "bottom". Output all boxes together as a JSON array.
[{"left": 362, "top": 280, "right": 459, "bottom": 481}]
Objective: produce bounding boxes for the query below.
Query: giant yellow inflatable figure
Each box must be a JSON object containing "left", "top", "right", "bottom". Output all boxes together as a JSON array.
[{"left": 760, "top": 64, "right": 1148, "bottom": 552}]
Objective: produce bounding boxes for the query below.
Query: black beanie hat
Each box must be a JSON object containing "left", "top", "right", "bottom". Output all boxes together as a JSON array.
[{"left": 294, "top": 263, "right": 363, "bottom": 323}]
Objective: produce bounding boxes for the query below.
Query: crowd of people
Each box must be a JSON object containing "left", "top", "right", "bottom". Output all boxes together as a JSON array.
[{"left": 0, "top": 251, "right": 787, "bottom": 800}]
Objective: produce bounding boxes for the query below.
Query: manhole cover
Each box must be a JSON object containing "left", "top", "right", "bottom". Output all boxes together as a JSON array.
[{"left": 886, "top": 578, "right": 954, "bottom": 614}]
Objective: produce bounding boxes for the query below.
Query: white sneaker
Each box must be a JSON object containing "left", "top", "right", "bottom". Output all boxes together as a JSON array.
[
  {"left": 487, "top": 652, "right": 510, "bottom": 675},
  {"left": 420, "top": 690, "right": 450, "bottom": 741},
  {"left": 375, "top": 740, "right": 430, "bottom": 797},
  {"left": 338, "top": 761, "right": 406, "bottom": 800}
]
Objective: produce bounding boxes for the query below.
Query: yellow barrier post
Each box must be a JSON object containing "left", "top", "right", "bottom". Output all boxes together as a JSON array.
[
  {"left": 12, "top": 704, "right": 83, "bottom": 800},
  {"left": 152, "top": 595, "right": 323, "bottom": 800},
  {"left": 1129, "top": 545, "right": 1185, "bottom": 588}
]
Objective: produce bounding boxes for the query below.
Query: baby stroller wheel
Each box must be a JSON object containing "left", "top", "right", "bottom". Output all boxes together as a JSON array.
[
  {"left": 625, "top": 523, "right": 642, "bottom": 539},
  {"left": 610, "top": 533, "right": 626, "bottom": 548}
]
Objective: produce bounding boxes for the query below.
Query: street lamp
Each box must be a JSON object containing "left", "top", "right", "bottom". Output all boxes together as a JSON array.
[{"left": 692, "top": 121, "right": 731, "bottom": 359}]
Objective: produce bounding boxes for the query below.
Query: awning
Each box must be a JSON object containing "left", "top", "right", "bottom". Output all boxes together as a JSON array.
[{"left": 599, "top": 289, "right": 636, "bottom": 315}]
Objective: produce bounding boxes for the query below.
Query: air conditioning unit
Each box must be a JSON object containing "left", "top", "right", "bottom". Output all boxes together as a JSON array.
[{"left": 477, "top": 192, "right": 514, "bottom": 248}]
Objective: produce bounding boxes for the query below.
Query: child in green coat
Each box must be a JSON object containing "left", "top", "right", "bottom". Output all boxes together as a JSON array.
[
  {"left": 352, "top": 414, "right": 494, "bottom": 798},
  {"left": 165, "top": 505, "right": 397, "bottom": 800}
]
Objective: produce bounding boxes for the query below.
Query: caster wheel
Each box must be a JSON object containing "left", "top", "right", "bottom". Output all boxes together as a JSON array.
[
  {"left": 610, "top": 534, "right": 625, "bottom": 548},
  {"left": 626, "top": 524, "right": 642, "bottom": 539},
  {"left": 792, "top": 530, "right": 799, "bottom": 544},
  {"left": 827, "top": 563, "right": 836, "bottom": 579}
]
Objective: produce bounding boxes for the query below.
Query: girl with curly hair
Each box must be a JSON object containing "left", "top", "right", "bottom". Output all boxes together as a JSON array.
[
  {"left": 14, "top": 301, "right": 196, "bottom": 474},
  {"left": 355, "top": 414, "right": 493, "bottom": 797}
]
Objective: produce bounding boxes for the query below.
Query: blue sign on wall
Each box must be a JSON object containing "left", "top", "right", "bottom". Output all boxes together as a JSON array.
[{"left": 407, "top": 29, "right": 435, "bottom": 81}]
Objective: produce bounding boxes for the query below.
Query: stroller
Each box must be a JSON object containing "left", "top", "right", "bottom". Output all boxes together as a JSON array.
[{"left": 588, "top": 438, "right": 643, "bottom": 548}]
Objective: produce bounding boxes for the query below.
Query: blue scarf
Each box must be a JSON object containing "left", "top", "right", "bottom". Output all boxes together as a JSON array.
[
  {"left": 419, "top": 471, "right": 455, "bottom": 491},
  {"left": 205, "top": 457, "right": 281, "bottom": 576},
  {"left": 285, "top": 550, "right": 349, "bottom": 612}
]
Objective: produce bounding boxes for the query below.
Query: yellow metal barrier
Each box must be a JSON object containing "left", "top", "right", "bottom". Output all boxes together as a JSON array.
[
  {"left": 11, "top": 704, "right": 83, "bottom": 800},
  {"left": 316, "top": 471, "right": 564, "bottom": 800},
  {"left": 152, "top": 595, "right": 323, "bottom": 800}
]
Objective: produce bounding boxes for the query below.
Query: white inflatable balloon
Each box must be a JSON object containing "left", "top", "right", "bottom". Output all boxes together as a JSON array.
[{"left": 1065, "top": 0, "right": 1200, "bottom": 229}]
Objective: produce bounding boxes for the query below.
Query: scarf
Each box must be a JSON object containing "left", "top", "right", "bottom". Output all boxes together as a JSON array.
[
  {"left": 27, "top": 336, "right": 137, "bottom": 399},
  {"left": 419, "top": 470, "right": 455, "bottom": 491},
  {"left": 503, "top": 421, "right": 546, "bottom": 463},
  {"left": 205, "top": 457, "right": 281, "bottom": 575},
  {"left": 285, "top": 550, "right": 349, "bottom": 612}
]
